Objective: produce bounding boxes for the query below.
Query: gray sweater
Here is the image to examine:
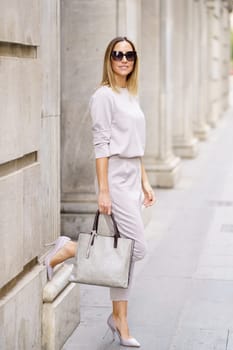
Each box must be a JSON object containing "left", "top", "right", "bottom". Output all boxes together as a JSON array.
[{"left": 90, "top": 86, "right": 145, "bottom": 159}]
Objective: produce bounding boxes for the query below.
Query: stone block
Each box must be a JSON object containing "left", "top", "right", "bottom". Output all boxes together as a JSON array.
[
  {"left": 0, "top": 0, "right": 40, "bottom": 45},
  {"left": 23, "top": 163, "right": 41, "bottom": 265},
  {"left": 0, "top": 171, "right": 23, "bottom": 288},
  {"left": 0, "top": 58, "right": 41, "bottom": 164},
  {"left": 0, "top": 265, "right": 45, "bottom": 350},
  {"left": 39, "top": 0, "right": 60, "bottom": 117},
  {"left": 43, "top": 264, "right": 74, "bottom": 302},
  {"left": 39, "top": 117, "right": 60, "bottom": 247},
  {"left": 42, "top": 283, "right": 80, "bottom": 350}
]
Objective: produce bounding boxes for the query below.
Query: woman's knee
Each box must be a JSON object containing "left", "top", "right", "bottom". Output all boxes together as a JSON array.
[{"left": 133, "top": 240, "right": 147, "bottom": 261}]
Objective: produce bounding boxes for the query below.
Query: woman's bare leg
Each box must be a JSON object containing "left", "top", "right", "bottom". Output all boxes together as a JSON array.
[
  {"left": 50, "top": 241, "right": 77, "bottom": 267},
  {"left": 112, "top": 300, "right": 131, "bottom": 339}
]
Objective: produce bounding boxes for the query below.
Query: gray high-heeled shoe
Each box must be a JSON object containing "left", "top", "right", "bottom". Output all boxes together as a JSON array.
[
  {"left": 44, "top": 236, "right": 71, "bottom": 280},
  {"left": 107, "top": 314, "right": 140, "bottom": 348}
]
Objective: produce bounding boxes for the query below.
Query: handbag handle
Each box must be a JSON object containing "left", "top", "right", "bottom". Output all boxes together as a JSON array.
[{"left": 92, "top": 210, "right": 121, "bottom": 248}]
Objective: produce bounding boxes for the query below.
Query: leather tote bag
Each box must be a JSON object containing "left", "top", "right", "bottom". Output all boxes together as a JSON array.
[{"left": 69, "top": 210, "right": 134, "bottom": 288}]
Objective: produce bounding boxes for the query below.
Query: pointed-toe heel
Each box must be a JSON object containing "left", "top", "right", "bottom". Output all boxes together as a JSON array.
[
  {"left": 44, "top": 236, "right": 71, "bottom": 281},
  {"left": 106, "top": 314, "right": 140, "bottom": 348},
  {"left": 120, "top": 337, "right": 140, "bottom": 347}
]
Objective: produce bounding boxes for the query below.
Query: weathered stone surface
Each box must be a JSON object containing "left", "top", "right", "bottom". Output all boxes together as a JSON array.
[
  {"left": 23, "top": 163, "right": 41, "bottom": 265},
  {"left": 0, "top": 0, "right": 40, "bottom": 45},
  {"left": 0, "top": 171, "right": 23, "bottom": 288},
  {"left": 0, "top": 265, "right": 45, "bottom": 350},
  {"left": 42, "top": 283, "right": 80, "bottom": 350},
  {"left": 43, "top": 264, "right": 74, "bottom": 302},
  {"left": 169, "top": 0, "right": 199, "bottom": 158},
  {"left": 0, "top": 58, "right": 41, "bottom": 164},
  {"left": 61, "top": 0, "right": 118, "bottom": 234},
  {"left": 117, "top": 0, "right": 141, "bottom": 45},
  {"left": 39, "top": 0, "right": 60, "bottom": 117},
  {"left": 141, "top": 0, "right": 181, "bottom": 187},
  {"left": 61, "top": 0, "right": 116, "bottom": 199},
  {"left": 39, "top": 116, "right": 60, "bottom": 247},
  {"left": 140, "top": 0, "right": 160, "bottom": 160},
  {"left": 193, "top": 0, "right": 211, "bottom": 137}
]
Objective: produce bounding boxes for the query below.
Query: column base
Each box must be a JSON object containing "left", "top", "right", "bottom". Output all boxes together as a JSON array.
[
  {"left": 194, "top": 123, "right": 210, "bottom": 141},
  {"left": 173, "top": 137, "right": 199, "bottom": 158},
  {"left": 145, "top": 155, "right": 181, "bottom": 188}
]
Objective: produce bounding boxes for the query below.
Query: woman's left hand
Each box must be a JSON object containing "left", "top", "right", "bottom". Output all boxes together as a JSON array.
[{"left": 142, "top": 181, "right": 156, "bottom": 207}]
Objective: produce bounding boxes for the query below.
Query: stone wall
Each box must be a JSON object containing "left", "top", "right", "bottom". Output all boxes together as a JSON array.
[{"left": 0, "top": 1, "right": 76, "bottom": 349}]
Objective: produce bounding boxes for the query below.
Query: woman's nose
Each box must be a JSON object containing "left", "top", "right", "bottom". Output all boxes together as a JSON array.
[{"left": 122, "top": 55, "right": 127, "bottom": 62}]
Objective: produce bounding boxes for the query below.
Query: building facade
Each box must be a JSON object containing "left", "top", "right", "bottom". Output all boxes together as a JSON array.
[{"left": 0, "top": 0, "right": 232, "bottom": 349}]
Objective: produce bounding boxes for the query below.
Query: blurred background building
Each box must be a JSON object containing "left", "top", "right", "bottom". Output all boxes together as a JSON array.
[{"left": 0, "top": 0, "right": 232, "bottom": 349}]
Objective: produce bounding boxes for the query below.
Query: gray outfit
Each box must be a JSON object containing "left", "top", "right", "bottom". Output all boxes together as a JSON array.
[{"left": 90, "top": 86, "right": 147, "bottom": 300}]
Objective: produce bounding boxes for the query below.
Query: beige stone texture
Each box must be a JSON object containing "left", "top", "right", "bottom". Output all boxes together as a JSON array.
[
  {"left": 0, "top": 58, "right": 41, "bottom": 164},
  {"left": 170, "top": 0, "right": 199, "bottom": 158},
  {"left": 117, "top": 0, "right": 141, "bottom": 46},
  {"left": 0, "top": 0, "right": 40, "bottom": 45},
  {"left": 23, "top": 163, "right": 41, "bottom": 265},
  {"left": 0, "top": 265, "right": 45, "bottom": 350},
  {"left": 39, "top": 0, "right": 60, "bottom": 117},
  {"left": 0, "top": 163, "right": 41, "bottom": 288},
  {"left": 140, "top": 0, "right": 160, "bottom": 160},
  {"left": 43, "top": 264, "right": 74, "bottom": 302},
  {"left": 0, "top": 171, "right": 23, "bottom": 288},
  {"left": 39, "top": 116, "right": 60, "bottom": 247},
  {"left": 141, "top": 0, "right": 181, "bottom": 188},
  {"left": 193, "top": 0, "right": 210, "bottom": 137},
  {"left": 42, "top": 283, "right": 80, "bottom": 350},
  {"left": 61, "top": 0, "right": 118, "bottom": 232}
]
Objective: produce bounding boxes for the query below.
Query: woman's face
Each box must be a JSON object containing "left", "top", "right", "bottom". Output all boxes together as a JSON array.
[{"left": 111, "top": 41, "right": 135, "bottom": 80}]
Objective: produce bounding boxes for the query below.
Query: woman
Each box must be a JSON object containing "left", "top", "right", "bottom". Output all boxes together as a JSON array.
[{"left": 45, "top": 36, "right": 155, "bottom": 348}]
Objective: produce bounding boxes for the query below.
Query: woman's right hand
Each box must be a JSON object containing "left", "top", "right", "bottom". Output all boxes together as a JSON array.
[{"left": 98, "top": 190, "right": 112, "bottom": 215}]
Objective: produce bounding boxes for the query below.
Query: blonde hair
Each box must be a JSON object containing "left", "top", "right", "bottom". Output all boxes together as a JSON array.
[{"left": 101, "top": 37, "right": 139, "bottom": 95}]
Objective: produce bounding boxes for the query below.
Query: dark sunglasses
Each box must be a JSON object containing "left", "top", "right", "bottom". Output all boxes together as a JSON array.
[{"left": 111, "top": 51, "right": 137, "bottom": 62}]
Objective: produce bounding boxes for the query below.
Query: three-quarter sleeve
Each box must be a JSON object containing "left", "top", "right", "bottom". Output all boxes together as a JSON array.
[{"left": 90, "top": 88, "right": 113, "bottom": 158}]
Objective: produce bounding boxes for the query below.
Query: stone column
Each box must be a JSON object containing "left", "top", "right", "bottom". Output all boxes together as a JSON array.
[
  {"left": 171, "top": 0, "right": 199, "bottom": 158},
  {"left": 220, "top": 2, "right": 230, "bottom": 112},
  {"left": 141, "top": 0, "right": 181, "bottom": 188},
  {"left": 192, "top": 0, "right": 210, "bottom": 137},
  {"left": 117, "top": 0, "right": 141, "bottom": 47},
  {"left": 39, "top": 0, "right": 61, "bottom": 247},
  {"left": 61, "top": 1, "right": 119, "bottom": 235},
  {"left": 206, "top": 0, "right": 224, "bottom": 126}
]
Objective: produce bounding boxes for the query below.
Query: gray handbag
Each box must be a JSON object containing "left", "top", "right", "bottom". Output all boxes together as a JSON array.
[{"left": 69, "top": 210, "right": 134, "bottom": 288}]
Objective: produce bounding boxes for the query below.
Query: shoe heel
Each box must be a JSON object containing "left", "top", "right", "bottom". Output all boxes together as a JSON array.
[
  {"left": 102, "top": 328, "right": 110, "bottom": 340},
  {"left": 106, "top": 314, "right": 116, "bottom": 341},
  {"left": 103, "top": 327, "right": 115, "bottom": 341}
]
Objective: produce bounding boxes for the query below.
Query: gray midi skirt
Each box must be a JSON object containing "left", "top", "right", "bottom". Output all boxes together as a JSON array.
[{"left": 106, "top": 156, "right": 147, "bottom": 300}]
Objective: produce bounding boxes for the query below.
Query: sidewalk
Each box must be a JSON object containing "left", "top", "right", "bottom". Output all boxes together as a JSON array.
[{"left": 63, "top": 95, "right": 233, "bottom": 350}]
